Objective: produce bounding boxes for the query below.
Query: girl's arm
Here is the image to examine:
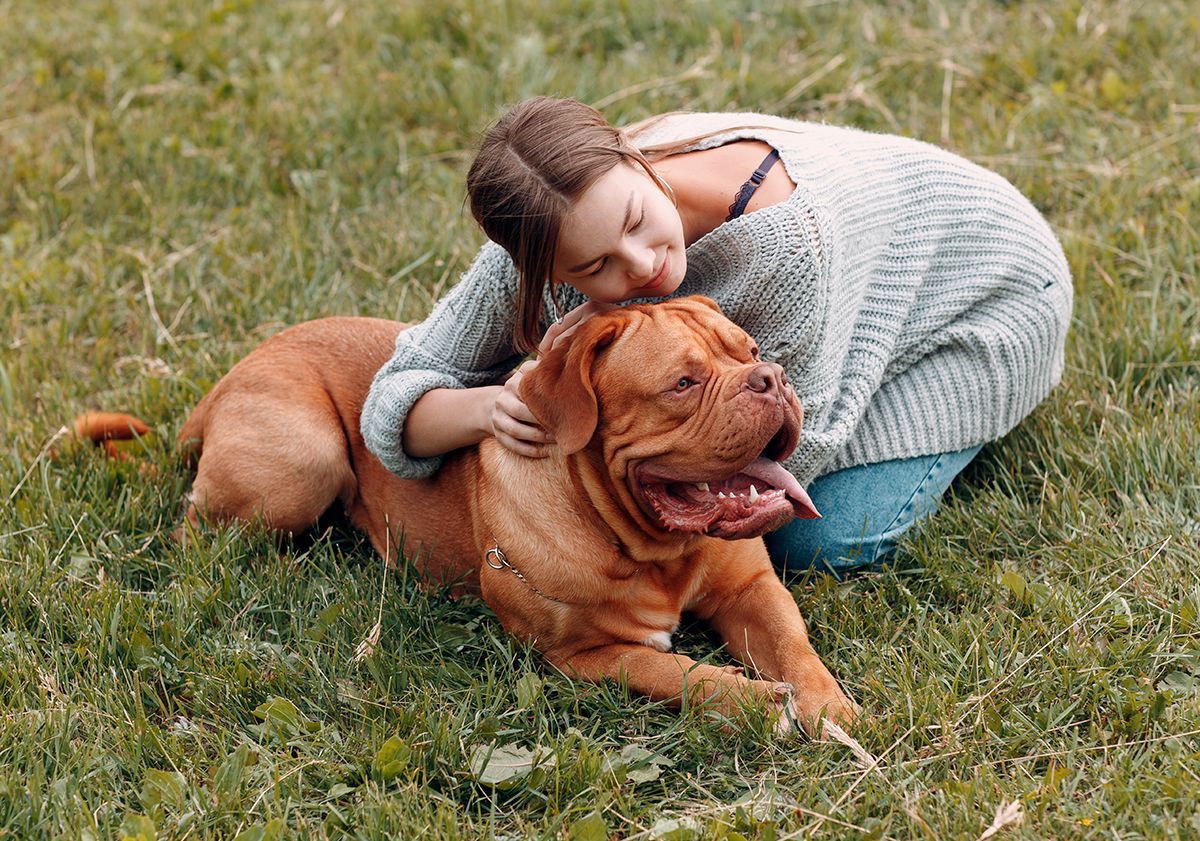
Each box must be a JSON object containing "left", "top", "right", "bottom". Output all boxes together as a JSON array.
[
  {"left": 361, "top": 242, "right": 534, "bottom": 477},
  {"left": 403, "top": 365, "right": 554, "bottom": 460},
  {"left": 401, "top": 385, "right": 502, "bottom": 457}
]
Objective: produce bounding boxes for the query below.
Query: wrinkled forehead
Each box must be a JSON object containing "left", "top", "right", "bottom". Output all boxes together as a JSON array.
[{"left": 604, "top": 303, "right": 751, "bottom": 364}]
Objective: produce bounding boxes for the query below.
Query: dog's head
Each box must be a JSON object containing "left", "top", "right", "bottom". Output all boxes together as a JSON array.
[{"left": 520, "top": 296, "right": 818, "bottom": 540}]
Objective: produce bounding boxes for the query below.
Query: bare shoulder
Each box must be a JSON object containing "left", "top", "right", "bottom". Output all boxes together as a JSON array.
[{"left": 656, "top": 140, "right": 797, "bottom": 224}]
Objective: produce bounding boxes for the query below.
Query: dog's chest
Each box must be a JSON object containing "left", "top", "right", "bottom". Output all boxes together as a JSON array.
[
  {"left": 619, "top": 563, "right": 705, "bottom": 654},
  {"left": 640, "top": 627, "right": 677, "bottom": 652}
]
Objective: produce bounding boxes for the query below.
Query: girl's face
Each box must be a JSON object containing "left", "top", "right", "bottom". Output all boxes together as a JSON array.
[{"left": 553, "top": 162, "right": 687, "bottom": 303}]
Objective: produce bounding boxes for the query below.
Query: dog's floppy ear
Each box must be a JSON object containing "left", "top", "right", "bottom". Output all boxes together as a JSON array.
[{"left": 520, "top": 316, "right": 623, "bottom": 455}]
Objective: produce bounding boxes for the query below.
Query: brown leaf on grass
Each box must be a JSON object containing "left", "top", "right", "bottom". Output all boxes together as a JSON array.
[
  {"left": 978, "top": 800, "right": 1024, "bottom": 840},
  {"left": 822, "top": 718, "right": 878, "bottom": 769},
  {"left": 72, "top": 411, "right": 150, "bottom": 442},
  {"left": 38, "top": 668, "right": 62, "bottom": 700},
  {"left": 355, "top": 620, "right": 382, "bottom": 662}
]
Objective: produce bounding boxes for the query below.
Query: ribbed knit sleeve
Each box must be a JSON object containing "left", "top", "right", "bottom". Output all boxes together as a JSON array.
[{"left": 360, "top": 241, "right": 524, "bottom": 478}]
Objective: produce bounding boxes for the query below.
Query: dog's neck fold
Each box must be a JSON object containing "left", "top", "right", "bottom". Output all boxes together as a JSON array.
[
  {"left": 478, "top": 441, "right": 703, "bottom": 570},
  {"left": 567, "top": 446, "right": 709, "bottom": 564}
]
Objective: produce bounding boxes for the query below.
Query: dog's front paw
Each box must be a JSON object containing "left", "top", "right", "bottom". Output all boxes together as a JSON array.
[
  {"left": 759, "top": 679, "right": 860, "bottom": 738},
  {"left": 792, "top": 689, "right": 859, "bottom": 736}
]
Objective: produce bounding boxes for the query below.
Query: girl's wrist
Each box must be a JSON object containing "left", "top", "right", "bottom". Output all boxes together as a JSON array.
[{"left": 476, "top": 385, "right": 503, "bottom": 440}]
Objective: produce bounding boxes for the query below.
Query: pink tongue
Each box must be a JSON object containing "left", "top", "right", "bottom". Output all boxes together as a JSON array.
[{"left": 740, "top": 457, "right": 821, "bottom": 520}]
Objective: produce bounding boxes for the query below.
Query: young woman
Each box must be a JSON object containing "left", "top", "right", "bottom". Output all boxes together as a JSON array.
[{"left": 360, "top": 96, "right": 1073, "bottom": 575}]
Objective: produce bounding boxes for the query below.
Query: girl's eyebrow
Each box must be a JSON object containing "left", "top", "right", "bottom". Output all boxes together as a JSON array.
[{"left": 566, "top": 191, "right": 635, "bottom": 273}]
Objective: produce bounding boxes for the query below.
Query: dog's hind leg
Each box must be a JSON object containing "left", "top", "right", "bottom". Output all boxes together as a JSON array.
[{"left": 183, "top": 393, "right": 355, "bottom": 538}]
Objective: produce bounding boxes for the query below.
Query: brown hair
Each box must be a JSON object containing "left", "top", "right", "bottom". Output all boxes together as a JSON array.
[{"left": 466, "top": 97, "right": 672, "bottom": 354}]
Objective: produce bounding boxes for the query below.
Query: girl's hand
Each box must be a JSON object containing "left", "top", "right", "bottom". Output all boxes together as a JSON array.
[
  {"left": 537, "top": 300, "right": 618, "bottom": 356},
  {"left": 489, "top": 300, "right": 617, "bottom": 457},
  {"left": 488, "top": 360, "right": 554, "bottom": 457}
]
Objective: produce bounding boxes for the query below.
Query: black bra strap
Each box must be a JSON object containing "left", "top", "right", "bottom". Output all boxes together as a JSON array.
[{"left": 725, "top": 148, "right": 781, "bottom": 222}]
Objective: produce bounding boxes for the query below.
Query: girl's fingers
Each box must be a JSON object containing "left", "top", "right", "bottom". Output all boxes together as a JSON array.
[
  {"left": 498, "top": 438, "right": 550, "bottom": 458},
  {"left": 495, "top": 391, "right": 544, "bottom": 433},
  {"left": 497, "top": 416, "right": 553, "bottom": 444},
  {"left": 493, "top": 349, "right": 562, "bottom": 456},
  {"left": 498, "top": 362, "right": 554, "bottom": 435},
  {"left": 537, "top": 321, "right": 570, "bottom": 356},
  {"left": 492, "top": 388, "right": 554, "bottom": 444},
  {"left": 493, "top": 424, "right": 552, "bottom": 457},
  {"left": 538, "top": 301, "right": 617, "bottom": 355}
]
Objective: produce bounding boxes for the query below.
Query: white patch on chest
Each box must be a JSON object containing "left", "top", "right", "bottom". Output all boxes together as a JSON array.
[{"left": 641, "top": 630, "right": 674, "bottom": 652}]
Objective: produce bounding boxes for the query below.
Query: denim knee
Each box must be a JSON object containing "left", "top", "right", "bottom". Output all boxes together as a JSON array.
[
  {"left": 767, "top": 445, "right": 983, "bottom": 577},
  {"left": 764, "top": 513, "right": 894, "bottom": 576}
]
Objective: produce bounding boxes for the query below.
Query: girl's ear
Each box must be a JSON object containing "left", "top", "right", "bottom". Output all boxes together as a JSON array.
[{"left": 518, "top": 317, "right": 624, "bottom": 455}]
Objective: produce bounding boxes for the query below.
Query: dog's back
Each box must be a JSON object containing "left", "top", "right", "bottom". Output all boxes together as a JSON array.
[
  {"left": 180, "top": 316, "right": 402, "bottom": 455},
  {"left": 179, "top": 317, "right": 485, "bottom": 584}
]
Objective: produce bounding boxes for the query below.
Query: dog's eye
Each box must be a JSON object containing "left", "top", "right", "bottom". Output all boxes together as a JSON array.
[
  {"left": 675, "top": 377, "right": 694, "bottom": 391},
  {"left": 749, "top": 345, "right": 760, "bottom": 360}
]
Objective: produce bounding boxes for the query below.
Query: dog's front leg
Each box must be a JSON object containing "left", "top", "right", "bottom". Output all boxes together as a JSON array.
[
  {"left": 553, "top": 644, "right": 795, "bottom": 724},
  {"left": 702, "top": 569, "right": 857, "bottom": 733}
]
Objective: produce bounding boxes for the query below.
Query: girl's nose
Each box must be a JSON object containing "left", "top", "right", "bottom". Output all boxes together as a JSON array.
[{"left": 624, "top": 244, "right": 656, "bottom": 279}]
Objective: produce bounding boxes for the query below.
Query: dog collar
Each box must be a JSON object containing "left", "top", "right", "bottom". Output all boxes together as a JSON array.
[{"left": 485, "top": 539, "right": 568, "bottom": 605}]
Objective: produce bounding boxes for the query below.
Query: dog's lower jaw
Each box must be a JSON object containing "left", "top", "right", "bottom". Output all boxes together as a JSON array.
[{"left": 627, "top": 457, "right": 811, "bottom": 540}]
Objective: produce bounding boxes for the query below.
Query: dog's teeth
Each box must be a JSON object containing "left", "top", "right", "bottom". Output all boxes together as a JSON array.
[
  {"left": 749, "top": 485, "right": 759, "bottom": 504},
  {"left": 717, "top": 492, "right": 726, "bottom": 499},
  {"left": 695, "top": 482, "right": 709, "bottom": 492}
]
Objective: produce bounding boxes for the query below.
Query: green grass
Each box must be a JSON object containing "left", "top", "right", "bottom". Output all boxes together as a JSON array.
[{"left": 2, "top": 0, "right": 1198, "bottom": 837}]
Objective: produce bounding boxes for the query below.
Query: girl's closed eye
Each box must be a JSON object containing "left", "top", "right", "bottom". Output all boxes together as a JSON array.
[{"left": 583, "top": 211, "right": 642, "bottom": 277}]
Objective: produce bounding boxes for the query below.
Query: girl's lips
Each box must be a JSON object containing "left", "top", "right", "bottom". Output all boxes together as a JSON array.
[{"left": 639, "top": 253, "right": 670, "bottom": 292}]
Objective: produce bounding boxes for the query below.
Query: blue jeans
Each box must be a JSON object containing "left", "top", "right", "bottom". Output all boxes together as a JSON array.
[{"left": 765, "top": 445, "right": 984, "bottom": 577}]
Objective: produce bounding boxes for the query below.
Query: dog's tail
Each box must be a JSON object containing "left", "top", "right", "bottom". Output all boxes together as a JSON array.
[{"left": 72, "top": 411, "right": 151, "bottom": 460}]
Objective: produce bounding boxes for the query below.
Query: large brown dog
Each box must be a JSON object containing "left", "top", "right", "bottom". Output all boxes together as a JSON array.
[{"left": 175, "top": 296, "right": 855, "bottom": 732}]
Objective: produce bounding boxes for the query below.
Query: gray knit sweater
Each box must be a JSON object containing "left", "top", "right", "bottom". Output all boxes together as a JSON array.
[{"left": 361, "top": 113, "right": 1073, "bottom": 485}]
